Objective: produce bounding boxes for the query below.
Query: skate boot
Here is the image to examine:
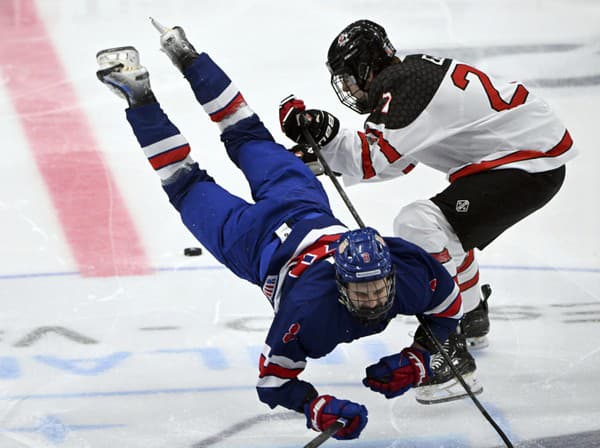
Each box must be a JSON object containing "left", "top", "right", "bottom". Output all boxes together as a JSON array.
[
  {"left": 415, "top": 331, "right": 483, "bottom": 404},
  {"left": 461, "top": 284, "right": 492, "bottom": 350},
  {"left": 150, "top": 17, "right": 199, "bottom": 72},
  {"left": 96, "top": 46, "right": 156, "bottom": 107}
]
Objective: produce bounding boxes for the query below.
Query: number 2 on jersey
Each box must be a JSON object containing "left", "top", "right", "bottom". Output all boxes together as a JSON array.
[{"left": 451, "top": 63, "right": 529, "bottom": 111}]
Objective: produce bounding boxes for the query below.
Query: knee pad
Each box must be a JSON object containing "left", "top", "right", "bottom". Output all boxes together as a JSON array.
[
  {"left": 393, "top": 200, "right": 467, "bottom": 276},
  {"left": 393, "top": 200, "right": 456, "bottom": 252}
]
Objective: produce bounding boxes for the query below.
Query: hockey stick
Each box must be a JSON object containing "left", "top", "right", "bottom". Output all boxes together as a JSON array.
[
  {"left": 298, "top": 115, "right": 365, "bottom": 228},
  {"left": 299, "top": 123, "right": 514, "bottom": 448},
  {"left": 303, "top": 419, "right": 347, "bottom": 448},
  {"left": 415, "top": 316, "right": 514, "bottom": 447}
]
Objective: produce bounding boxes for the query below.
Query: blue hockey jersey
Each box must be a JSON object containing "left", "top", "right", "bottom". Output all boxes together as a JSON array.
[
  {"left": 256, "top": 232, "right": 461, "bottom": 412},
  {"left": 123, "top": 51, "right": 462, "bottom": 415}
]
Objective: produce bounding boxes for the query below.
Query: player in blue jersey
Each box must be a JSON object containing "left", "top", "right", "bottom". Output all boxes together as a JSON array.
[
  {"left": 95, "top": 20, "right": 463, "bottom": 441},
  {"left": 279, "top": 20, "right": 575, "bottom": 405}
]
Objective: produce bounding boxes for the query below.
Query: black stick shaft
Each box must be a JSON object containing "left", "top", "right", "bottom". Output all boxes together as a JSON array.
[
  {"left": 299, "top": 119, "right": 365, "bottom": 229},
  {"left": 416, "top": 317, "right": 514, "bottom": 447},
  {"left": 303, "top": 421, "right": 345, "bottom": 448}
]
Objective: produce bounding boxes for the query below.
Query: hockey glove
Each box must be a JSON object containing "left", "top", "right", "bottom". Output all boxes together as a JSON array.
[
  {"left": 362, "top": 347, "right": 431, "bottom": 398},
  {"left": 303, "top": 394, "right": 368, "bottom": 440},
  {"left": 288, "top": 144, "right": 324, "bottom": 176},
  {"left": 279, "top": 95, "right": 340, "bottom": 146},
  {"left": 279, "top": 95, "right": 306, "bottom": 142}
]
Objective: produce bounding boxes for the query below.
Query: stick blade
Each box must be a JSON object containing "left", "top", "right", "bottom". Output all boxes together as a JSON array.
[{"left": 149, "top": 17, "right": 169, "bottom": 34}]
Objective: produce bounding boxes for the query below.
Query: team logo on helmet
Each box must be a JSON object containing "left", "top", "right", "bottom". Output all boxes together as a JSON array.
[
  {"left": 337, "top": 32, "right": 350, "bottom": 47},
  {"left": 361, "top": 252, "right": 371, "bottom": 263}
]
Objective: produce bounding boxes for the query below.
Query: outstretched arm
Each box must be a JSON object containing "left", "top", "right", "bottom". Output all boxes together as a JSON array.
[
  {"left": 278, "top": 95, "right": 418, "bottom": 183},
  {"left": 362, "top": 241, "right": 462, "bottom": 399},
  {"left": 258, "top": 313, "right": 367, "bottom": 441}
]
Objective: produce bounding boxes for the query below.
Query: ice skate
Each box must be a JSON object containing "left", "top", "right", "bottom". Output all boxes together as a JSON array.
[
  {"left": 415, "top": 332, "right": 483, "bottom": 404},
  {"left": 461, "top": 284, "right": 492, "bottom": 350},
  {"left": 96, "top": 46, "right": 155, "bottom": 107},
  {"left": 150, "top": 17, "right": 199, "bottom": 72}
]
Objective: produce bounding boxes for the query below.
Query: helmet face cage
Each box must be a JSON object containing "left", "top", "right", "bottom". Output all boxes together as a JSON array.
[
  {"left": 334, "top": 227, "right": 396, "bottom": 321},
  {"left": 337, "top": 273, "right": 395, "bottom": 320},
  {"left": 327, "top": 20, "right": 396, "bottom": 114},
  {"left": 330, "top": 74, "right": 369, "bottom": 114}
]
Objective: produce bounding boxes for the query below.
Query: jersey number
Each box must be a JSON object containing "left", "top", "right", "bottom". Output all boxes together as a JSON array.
[
  {"left": 451, "top": 63, "right": 529, "bottom": 111},
  {"left": 381, "top": 92, "right": 393, "bottom": 114}
]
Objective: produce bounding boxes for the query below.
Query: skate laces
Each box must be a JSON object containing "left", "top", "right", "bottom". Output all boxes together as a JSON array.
[{"left": 430, "top": 340, "right": 451, "bottom": 370}]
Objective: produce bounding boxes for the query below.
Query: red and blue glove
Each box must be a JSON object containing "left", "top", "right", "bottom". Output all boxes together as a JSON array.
[
  {"left": 362, "top": 347, "right": 431, "bottom": 398},
  {"left": 303, "top": 394, "right": 368, "bottom": 440},
  {"left": 279, "top": 95, "right": 340, "bottom": 146}
]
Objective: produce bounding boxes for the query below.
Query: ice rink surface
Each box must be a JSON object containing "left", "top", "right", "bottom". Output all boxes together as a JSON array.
[{"left": 1, "top": 0, "right": 599, "bottom": 447}]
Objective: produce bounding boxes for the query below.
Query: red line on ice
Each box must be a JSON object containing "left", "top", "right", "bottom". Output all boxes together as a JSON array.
[{"left": 0, "top": 0, "right": 151, "bottom": 277}]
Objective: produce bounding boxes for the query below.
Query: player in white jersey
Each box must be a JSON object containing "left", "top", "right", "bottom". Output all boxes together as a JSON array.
[{"left": 279, "top": 19, "right": 577, "bottom": 404}]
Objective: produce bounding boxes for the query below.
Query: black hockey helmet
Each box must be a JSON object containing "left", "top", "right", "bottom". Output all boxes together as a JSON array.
[{"left": 326, "top": 20, "right": 396, "bottom": 114}]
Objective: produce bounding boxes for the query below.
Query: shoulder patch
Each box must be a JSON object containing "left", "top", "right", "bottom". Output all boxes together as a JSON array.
[{"left": 368, "top": 55, "right": 451, "bottom": 129}]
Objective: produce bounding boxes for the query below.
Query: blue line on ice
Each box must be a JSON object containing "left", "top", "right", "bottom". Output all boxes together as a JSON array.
[{"left": 0, "top": 263, "right": 598, "bottom": 280}]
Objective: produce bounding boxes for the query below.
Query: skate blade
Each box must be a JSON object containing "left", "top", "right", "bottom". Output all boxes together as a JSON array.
[
  {"left": 150, "top": 17, "right": 170, "bottom": 35},
  {"left": 415, "top": 372, "right": 483, "bottom": 405},
  {"left": 467, "top": 335, "right": 489, "bottom": 350}
]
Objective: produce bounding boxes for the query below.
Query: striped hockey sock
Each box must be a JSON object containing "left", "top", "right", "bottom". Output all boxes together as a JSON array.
[{"left": 185, "top": 53, "right": 255, "bottom": 132}]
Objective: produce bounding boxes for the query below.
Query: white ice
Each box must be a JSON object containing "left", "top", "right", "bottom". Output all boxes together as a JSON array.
[{"left": 0, "top": 1, "right": 599, "bottom": 447}]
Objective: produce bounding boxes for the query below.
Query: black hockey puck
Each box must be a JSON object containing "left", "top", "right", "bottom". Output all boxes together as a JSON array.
[{"left": 184, "top": 247, "right": 203, "bottom": 256}]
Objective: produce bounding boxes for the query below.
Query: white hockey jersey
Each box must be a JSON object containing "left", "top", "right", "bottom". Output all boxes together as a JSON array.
[{"left": 321, "top": 54, "right": 577, "bottom": 184}]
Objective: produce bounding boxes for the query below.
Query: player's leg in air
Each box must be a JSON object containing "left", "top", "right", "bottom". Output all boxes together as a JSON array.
[{"left": 95, "top": 21, "right": 338, "bottom": 288}]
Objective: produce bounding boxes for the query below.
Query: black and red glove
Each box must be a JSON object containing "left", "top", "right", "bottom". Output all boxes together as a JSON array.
[
  {"left": 279, "top": 95, "right": 340, "bottom": 146},
  {"left": 303, "top": 394, "right": 368, "bottom": 440},
  {"left": 279, "top": 94, "right": 306, "bottom": 142},
  {"left": 362, "top": 347, "right": 431, "bottom": 398},
  {"left": 287, "top": 143, "right": 324, "bottom": 176}
]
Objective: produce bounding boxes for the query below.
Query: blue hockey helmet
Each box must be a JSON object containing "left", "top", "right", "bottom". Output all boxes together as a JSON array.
[{"left": 335, "top": 227, "right": 395, "bottom": 320}]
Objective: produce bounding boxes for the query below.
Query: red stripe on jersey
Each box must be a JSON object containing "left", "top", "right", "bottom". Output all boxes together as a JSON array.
[
  {"left": 366, "top": 129, "right": 402, "bottom": 163},
  {"left": 457, "top": 249, "right": 475, "bottom": 273},
  {"left": 431, "top": 248, "right": 451, "bottom": 264},
  {"left": 258, "top": 354, "right": 303, "bottom": 379},
  {"left": 288, "top": 233, "right": 342, "bottom": 278},
  {"left": 449, "top": 130, "right": 573, "bottom": 182},
  {"left": 402, "top": 163, "right": 416, "bottom": 174},
  {"left": 210, "top": 92, "right": 246, "bottom": 123},
  {"left": 148, "top": 144, "right": 191, "bottom": 170},
  {"left": 459, "top": 270, "right": 479, "bottom": 292},
  {"left": 434, "top": 293, "right": 463, "bottom": 318},
  {"left": 358, "top": 132, "right": 376, "bottom": 179}
]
